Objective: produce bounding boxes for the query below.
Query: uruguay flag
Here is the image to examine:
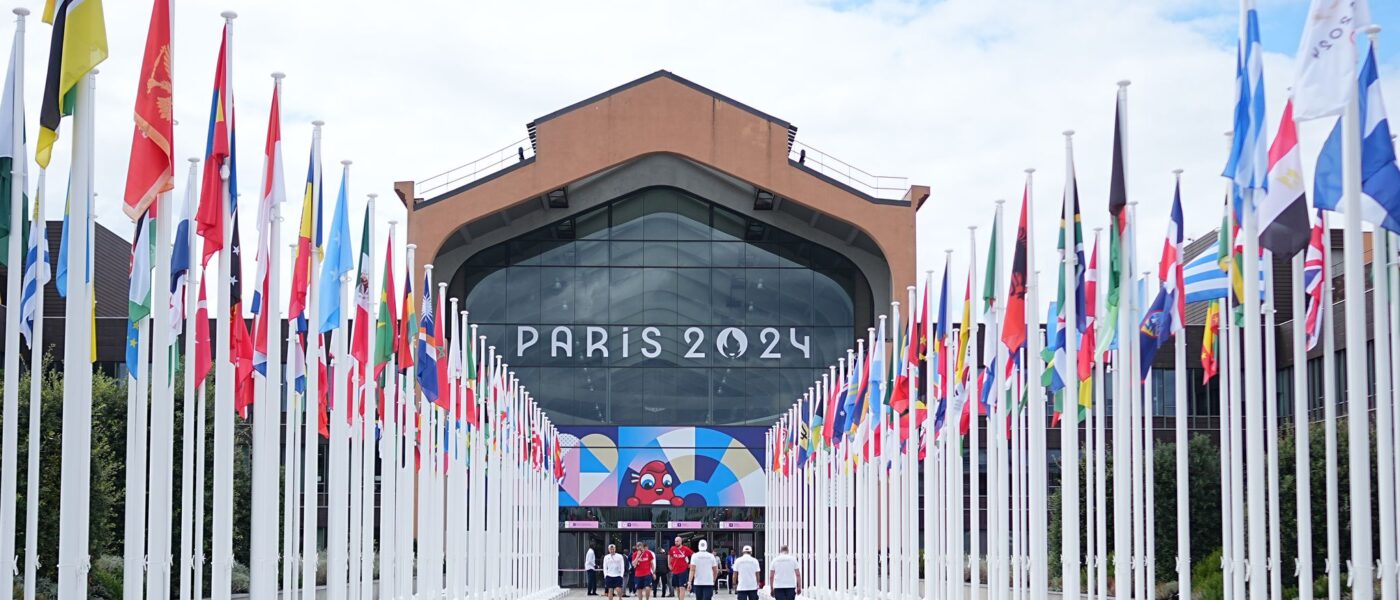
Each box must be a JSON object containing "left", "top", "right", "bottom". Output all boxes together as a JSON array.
[{"left": 1314, "top": 43, "right": 1400, "bottom": 233}]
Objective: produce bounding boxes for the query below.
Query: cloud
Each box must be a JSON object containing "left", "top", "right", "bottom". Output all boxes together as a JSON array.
[{"left": 0, "top": 0, "right": 1390, "bottom": 316}]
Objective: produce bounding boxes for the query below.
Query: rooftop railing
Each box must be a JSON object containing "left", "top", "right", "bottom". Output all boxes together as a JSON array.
[
  {"left": 787, "top": 140, "right": 908, "bottom": 201},
  {"left": 416, "top": 137, "right": 536, "bottom": 200}
]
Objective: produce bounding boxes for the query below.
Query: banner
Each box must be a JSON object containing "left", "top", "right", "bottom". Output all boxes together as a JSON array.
[{"left": 558, "top": 426, "right": 766, "bottom": 507}]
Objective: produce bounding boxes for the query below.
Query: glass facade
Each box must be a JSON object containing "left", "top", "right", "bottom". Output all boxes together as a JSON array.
[{"left": 455, "top": 186, "right": 871, "bottom": 426}]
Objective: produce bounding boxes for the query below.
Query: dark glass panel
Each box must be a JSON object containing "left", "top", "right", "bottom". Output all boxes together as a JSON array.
[
  {"left": 577, "top": 367, "right": 608, "bottom": 422},
  {"left": 539, "top": 367, "right": 576, "bottom": 425},
  {"left": 576, "top": 206, "right": 609, "bottom": 240},
  {"left": 577, "top": 240, "right": 609, "bottom": 267},
  {"left": 711, "top": 368, "right": 746, "bottom": 425},
  {"left": 574, "top": 267, "right": 610, "bottom": 324},
  {"left": 675, "top": 269, "right": 711, "bottom": 326},
  {"left": 642, "top": 189, "right": 680, "bottom": 240},
  {"left": 712, "top": 208, "right": 746, "bottom": 241},
  {"left": 505, "top": 266, "right": 541, "bottom": 323},
  {"left": 464, "top": 268, "right": 508, "bottom": 323},
  {"left": 745, "top": 269, "right": 782, "bottom": 326},
  {"left": 780, "top": 269, "right": 813, "bottom": 327},
  {"left": 643, "top": 241, "right": 678, "bottom": 267},
  {"left": 611, "top": 270, "right": 644, "bottom": 325},
  {"left": 611, "top": 194, "right": 645, "bottom": 241},
  {"left": 538, "top": 239, "right": 576, "bottom": 266},
  {"left": 540, "top": 267, "right": 575, "bottom": 323},
  {"left": 711, "top": 269, "right": 746, "bottom": 324},
  {"left": 611, "top": 241, "right": 645, "bottom": 267},
  {"left": 744, "top": 367, "right": 779, "bottom": 424},
  {"left": 674, "top": 194, "right": 711, "bottom": 241},
  {"left": 641, "top": 269, "right": 678, "bottom": 326},
  {"left": 676, "top": 242, "right": 710, "bottom": 268},
  {"left": 609, "top": 367, "right": 646, "bottom": 425},
  {"left": 813, "top": 271, "right": 855, "bottom": 327},
  {"left": 711, "top": 242, "right": 743, "bottom": 268}
]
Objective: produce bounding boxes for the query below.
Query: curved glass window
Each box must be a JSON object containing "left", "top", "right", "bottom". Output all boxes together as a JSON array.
[{"left": 453, "top": 187, "right": 871, "bottom": 426}]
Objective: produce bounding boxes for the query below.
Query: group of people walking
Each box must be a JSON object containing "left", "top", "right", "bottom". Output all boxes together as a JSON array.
[{"left": 584, "top": 538, "right": 800, "bottom": 600}]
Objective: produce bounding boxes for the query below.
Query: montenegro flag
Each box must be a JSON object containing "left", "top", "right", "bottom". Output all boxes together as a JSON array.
[{"left": 37, "top": 0, "right": 107, "bottom": 169}]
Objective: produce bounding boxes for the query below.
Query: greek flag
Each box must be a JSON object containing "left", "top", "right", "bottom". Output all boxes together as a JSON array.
[{"left": 1221, "top": 1, "right": 1268, "bottom": 203}]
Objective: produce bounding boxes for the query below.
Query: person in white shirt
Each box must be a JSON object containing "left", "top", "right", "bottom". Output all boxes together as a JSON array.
[
  {"left": 586, "top": 546, "right": 599, "bottom": 595},
  {"left": 731, "top": 546, "right": 762, "bottom": 600},
  {"left": 687, "top": 540, "right": 719, "bottom": 600},
  {"left": 604, "top": 544, "right": 628, "bottom": 600},
  {"left": 767, "top": 545, "right": 801, "bottom": 600}
]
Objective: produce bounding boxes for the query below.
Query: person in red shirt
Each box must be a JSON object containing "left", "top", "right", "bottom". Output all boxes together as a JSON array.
[
  {"left": 632, "top": 542, "right": 657, "bottom": 600},
  {"left": 668, "top": 537, "right": 694, "bottom": 600}
]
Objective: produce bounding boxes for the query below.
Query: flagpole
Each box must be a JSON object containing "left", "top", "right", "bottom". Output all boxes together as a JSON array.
[
  {"left": 399, "top": 243, "right": 418, "bottom": 600},
  {"left": 0, "top": 11, "right": 25, "bottom": 596},
  {"left": 258, "top": 199, "right": 285, "bottom": 598},
  {"left": 378, "top": 220, "right": 400, "bottom": 598},
  {"left": 1339, "top": 29, "right": 1375, "bottom": 599},
  {"left": 177, "top": 157, "right": 199, "bottom": 600},
  {"left": 282, "top": 240, "right": 302, "bottom": 599},
  {"left": 1171, "top": 172, "right": 1190, "bottom": 600},
  {"left": 1092, "top": 227, "right": 1108, "bottom": 600},
  {"left": 1061, "top": 130, "right": 1082, "bottom": 600},
  {"left": 20, "top": 167, "right": 44, "bottom": 600},
  {"left": 1371, "top": 193, "right": 1398, "bottom": 600},
  {"left": 302, "top": 119, "right": 325, "bottom": 600},
  {"left": 359, "top": 194, "right": 378, "bottom": 600},
  {"left": 146, "top": 195, "right": 175, "bottom": 600},
  {"left": 1291, "top": 241, "right": 1313, "bottom": 600},
  {"left": 990, "top": 202, "right": 1009, "bottom": 600},
  {"left": 1109, "top": 90, "right": 1132, "bottom": 599}
]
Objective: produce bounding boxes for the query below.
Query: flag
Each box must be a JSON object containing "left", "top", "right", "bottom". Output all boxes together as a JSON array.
[
  {"left": 417, "top": 271, "right": 439, "bottom": 403},
  {"left": 932, "top": 263, "right": 950, "bottom": 434},
  {"left": 373, "top": 230, "right": 397, "bottom": 384},
  {"left": 954, "top": 275, "right": 975, "bottom": 435},
  {"left": 433, "top": 290, "right": 448, "bottom": 411},
  {"left": 194, "top": 26, "right": 233, "bottom": 264},
  {"left": 399, "top": 269, "right": 416, "bottom": 372},
  {"left": 122, "top": 0, "right": 172, "bottom": 220},
  {"left": 1109, "top": 85, "right": 1128, "bottom": 226},
  {"left": 1002, "top": 190, "right": 1028, "bottom": 354},
  {"left": 1160, "top": 181, "right": 1186, "bottom": 334},
  {"left": 54, "top": 194, "right": 68, "bottom": 298},
  {"left": 169, "top": 174, "right": 192, "bottom": 337},
  {"left": 0, "top": 31, "right": 24, "bottom": 271},
  {"left": 1259, "top": 99, "right": 1310, "bottom": 257},
  {"left": 1138, "top": 289, "right": 1175, "bottom": 380},
  {"left": 796, "top": 397, "right": 811, "bottom": 468},
  {"left": 1078, "top": 234, "right": 1098, "bottom": 381},
  {"left": 230, "top": 213, "right": 255, "bottom": 418},
  {"left": 318, "top": 168, "right": 352, "bottom": 333},
  {"left": 1292, "top": 0, "right": 1371, "bottom": 121},
  {"left": 1303, "top": 214, "right": 1326, "bottom": 351},
  {"left": 1201, "top": 300, "right": 1220, "bottom": 383},
  {"left": 125, "top": 320, "right": 141, "bottom": 379},
  {"left": 289, "top": 318, "right": 307, "bottom": 394},
  {"left": 36, "top": 0, "right": 107, "bottom": 169},
  {"left": 828, "top": 366, "right": 850, "bottom": 446},
  {"left": 979, "top": 210, "right": 1000, "bottom": 414},
  {"left": 1314, "top": 43, "right": 1400, "bottom": 233},
  {"left": 351, "top": 204, "right": 372, "bottom": 372},
  {"left": 812, "top": 382, "right": 828, "bottom": 450},
  {"left": 194, "top": 278, "right": 212, "bottom": 385},
  {"left": 19, "top": 195, "right": 49, "bottom": 348},
  {"left": 128, "top": 210, "right": 154, "bottom": 323},
  {"left": 252, "top": 81, "right": 285, "bottom": 374},
  {"left": 288, "top": 151, "right": 318, "bottom": 320},
  {"left": 1222, "top": 0, "right": 1268, "bottom": 202}
]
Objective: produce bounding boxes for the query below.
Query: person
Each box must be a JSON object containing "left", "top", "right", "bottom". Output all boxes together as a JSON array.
[
  {"left": 625, "top": 546, "right": 637, "bottom": 597},
  {"left": 586, "top": 546, "right": 599, "bottom": 596},
  {"left": 724, "top": 552, "right": 736, "bottom": 592},
  {"left": 603, "top": 544, "right": 627, "bottom": 600},
  {"left": 633, "top": 542, "right": 657, "bottom": 600},
  {"left": 668, "top": 536, "right": 693, "bottom": 600},
  {"left": 656, "top": 548, "right": 670, "bottom": 597},
  {"left": 767, "top": 545, "right": 801, "bottom": 600},
  {"left": 731, "top": 546, "right": 761, "bottom": 600},
  {"left": 688, "top": 540, "right": 719, "bottom": 600}
]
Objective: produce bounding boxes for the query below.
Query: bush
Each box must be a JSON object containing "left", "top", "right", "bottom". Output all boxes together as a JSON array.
[
  {"left": 88, "top": 555, "right": 123, "bottom": 599},
  {"left": 1190, "top": 549, "right": 1225, "bottom": 600}
]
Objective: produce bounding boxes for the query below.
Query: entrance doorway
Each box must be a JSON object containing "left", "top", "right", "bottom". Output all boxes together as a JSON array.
[{"left": 560, "top": 530, "right": 764, "bottom": 589}]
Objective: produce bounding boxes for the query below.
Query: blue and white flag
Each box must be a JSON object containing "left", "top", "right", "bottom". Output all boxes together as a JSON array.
[
  {"left": 1314, "top": 43, "right": 1400, "bottom": 233},
  {"left": 19, "top": 195, "right": 49, "bottom": 348},
  {"left": 416, "top": 271, "right": 439, "bottom": 403},
  {"left": 1222, "top": 1, "right": 1268, "bottom": 205},
  {"left": 1183, "top": 250, "right": 1264, "bottom": 304},
  {"left": 317, "top": 166, "right": 353, "bottom": 333},
  {"left": 169, "top": 174, "right": 194, "bottom": 337}
]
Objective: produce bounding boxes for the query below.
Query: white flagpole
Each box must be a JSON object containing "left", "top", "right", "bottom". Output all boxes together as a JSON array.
[
  {"left": 416, "top": 265, "right": 435, "bottom": 596},
  {"left": 991, "top": 207, "right": 1009, "bottom": 600},
  {"left": 125, "top": 320, "right": 151, "bottom": 600},
  {"left": 1025, "top": 166, "right": 1047, "bottom": 600},
  {"left": 359, "top": 194, "right": 377, "bottom": 600},
  {"left": 1263, "top": 249, "right": 1287, "bottom": 600},
  {"left": 379, "top": 272, "right": 400, "bottom": 600},
  {"left": 1171, "top": 178, "right": 1189, "bottom": 600},
  {"left": 447, "top": 298, "right": 460, "bottom": 600},
  {"left": 1109, "top": 106, "right": 1131, "bottom": 600},
  {"left": 1291, "top": 246, "right": 1313, "bottom": 600},
  {"left": 302, "top": 119, "right": 325, "bottom": 600},
  {"left": 969, "top": 226, "right": 983, "bottom": 600},
  {"left": 470, "top": 329, "right": 486, "bottom": 600},
  {"left": 282, "top": 241, "right": 302, "bottom": 600},
  {"left": 1093, "top": 228, "right": 1108, "bottom": 600},
  {"left": 1061, "top": 131, "right": 1082, "bottom": 600},
  {"left": 1315, "top": 211, "right": 1340, "bottom": 600},
  {"left": 906, "top": 285, "right": 919, "bottom": 600},
  {"left": 209, "top": 13, "right": 238, "bottom": 599},
  {"left": 20, "top": 167, "right": 44, "bottom": 600},
  {"left": 327, "top": 160, "right": 354, "bottom": 600},
  {"left": 0, "top": 11, "right": 24, "bottom": 597},
  {"left": 1372, "top": 199, "right": 1398, "bottom": 600},
  {"left": 1339, "top": 29, "right": 1374, "bottom": 599},
  {"left": 1128, "top": 209, "right": 1147, "bottom": 600},
  {"left": 145, "top": 192, "right": 175, "bottom": 600}
]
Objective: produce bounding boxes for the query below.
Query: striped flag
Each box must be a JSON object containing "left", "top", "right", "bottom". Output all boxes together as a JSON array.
[
  {"left": 194, "top": 26, "right": 232, "bottom": 264},
  {"left": 194, "top": 278, "right": 212, "bottom": 386},
  {"left": 1002, "top": 190, "right": 1028, "bottom": 355},
  {"left": 1222, "top": 0, "right": 1268, "bottom": 202},
  {"left": 1201, "top": 300, "right": 1220, "bottom": 383},
  {"left": 168, "top": 170, "right": 193, "bottom": 337},
  {"left": 126, "top": 211, "right": 155, "bottom": 376},
  {"left": 252, "top": 81, "right": 285, "bottom": 374},
  {"left": 0, "top": 28, "right": 24, "bottom": 273},
  {"left": 19, "top": 195, "right": 49, "bottom": 348},
  {"left": 350, "top": 204, "right": 372, "bottom": 372},
  {"left": 373, "top": 232, "right": 397, "bottom": 385},
  {"left": 1160, "top": 180, "right": 1186, "bottom": 333},
  {"left": 1259, "top": 99, "right": 1310, "bottom": 257},
  {"left": 36, "top": 0, "right": 107, "bottom": 169},
  {"left": 287, "top": 151, "right": 318, "bottom": 320}
]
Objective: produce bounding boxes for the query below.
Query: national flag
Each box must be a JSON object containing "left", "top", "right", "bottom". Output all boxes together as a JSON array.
[
  {"left": 373, "top": 230, "right": 398, "bottom": 384},
  {"left": 1160, "top": 180, "right": 1186, "bottom": 333},
  {"left": 978, "top": 209, "right": 1000, "bottom": 415},
  {"left": 318, "top": 168, "right": 352, "bottom": 333},
  {"left": 125, "top": 319, "right": 140, "bottom": 379},
  {"left": 433, "top": 289, "right": 449, "bottom": 411},
  {"left": 1303, "top": 214, "right": 1326, "bottom": 351},
  {"left": 1002, "top": 190, "right": 1028, "bottom": 354},
  {"left": 252, "top": 81, "right": 285, "bottom": 374},
  {"left": 1222, "top": 0, "right": 1268, "bottom": 203},
  {"left": 36, "top": 0, "right": 107, "bottom": 169},
  {"left": 287, "top": 151, "right": 318, "bottom": 320},
  {"left": 289, "top": 317, "right": 307, "bottom": 394},
  {"left": 811, "top": 383, "right": 827, "bottom": 451},
  {"left": 1108, "top": 84, "right": 1129, "bottom": 227},
  {"left": 1201, "top": 300, "right": 1221, "bottom": 383},
  {"left": 169, "top": 172, "right": 192, "bottom": 337},
  {"left": 230, "top": 213, "right": 254, "bottom": 418},
  {"left": 399, "top": 269, "right": 415, "bottom": 372},
  {"left": 0, "top": 30, "right": 24, "bottom": 271},
  {"left": 1292, "top": 0, "right": 1371, "bottom": 121},
  {"left": 128, "top": 210, "right": 154, "bottom": 324},
  {"left": 932, "top": 263, "right": 950, "bottom": 434},
  {"left": 122, "top": 0, "right": 172, "bottom": 220},
  {"left": 796, "top": 397, "right": 811, "bottom": 468},
  {"left": 19, "top": 194, "right": 49, "bottom": 348},
  {"left": 1259, "top": 99, "right": 1310, "bottom": 257},
  {"left": 954, "top": 275, "right": 975, "bottom": 435},
  {"left": 194, "top": 278, "right": 212, "bottom": 386},
  {"left": 1138, "top": 288, "right": 1175, "bottom": 380},
  {"left": 1078, "top": 234, "right": 1099, "bottom": 381},
  {"left": 828, "top": 366, "right": 850, "bottom": 446},
  {"left": 351, "top": 204, "right": 372, "bottom": 372},
  {"left": 1314, "top": 43, "right": 1400, "bottom": 233},
  {"left": 194, "top": 26, "right": 233, "bottom": 264},
  {"left": 417, "top": 271, "right": 439, "bottom": 403}
]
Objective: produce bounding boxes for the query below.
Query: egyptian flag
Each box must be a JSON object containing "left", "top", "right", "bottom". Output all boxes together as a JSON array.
[
  {"left": 1259, "top": 99, "right": 1310, "bottom": 257},
  {"left": 122, "top": 0, "right": 172, "bottom": 220},
  {"left": 1002, "top": 189, "right": 1029, "bottom": 355},
  {"left": 195, "top": 26, "right": 233, "bottom": 264},
  {"left": 37, "top": 0, "right": 107, "bottom": 169}
]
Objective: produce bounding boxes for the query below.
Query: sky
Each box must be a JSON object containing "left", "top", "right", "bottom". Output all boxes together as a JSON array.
[{"left": 0, "top": 0, "right": 1395, "bottom": 315}]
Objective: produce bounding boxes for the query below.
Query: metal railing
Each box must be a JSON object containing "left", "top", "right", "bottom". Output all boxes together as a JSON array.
[
  {"left": 787, "top": 140, "right": 908, "bottom": 200},
  {"left": 416, "top": 137, "right": 536, "bottom": 200}
]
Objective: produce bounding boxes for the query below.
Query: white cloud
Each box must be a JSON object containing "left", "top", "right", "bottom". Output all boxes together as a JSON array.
[{"left": 0, "top": 0, "right": 1391, "bottom": 316}]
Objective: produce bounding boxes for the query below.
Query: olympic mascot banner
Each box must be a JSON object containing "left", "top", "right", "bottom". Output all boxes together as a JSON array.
[{"left": 557, "top": 426, "right": 766, "bottom": 507}]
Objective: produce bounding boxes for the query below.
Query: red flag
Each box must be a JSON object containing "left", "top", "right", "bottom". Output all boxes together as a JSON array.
[
  {"left": 1001, "top": 189, "right": 1029, "bottom": 353},
  {"left": 231, "top": 216, "right": 255, "bottom": 418},
  {"left": 434, "top": 289, "right": 449, "bottom": 411},
  {"left": 195, "top": 28, "right": 232, "bottom": 264},
  {"left": 123, "top": 0, "right": 173, "bottom": 220},
  {"left": 1078, "top": 235, "right": 1099, "bottom": 380},
  {"left": 194, "top": 278, "right": 212, "bottom": 386}
]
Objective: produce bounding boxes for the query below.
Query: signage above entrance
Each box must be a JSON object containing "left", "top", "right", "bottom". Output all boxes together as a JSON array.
[
  {"left": 564, "top": 521, "right": 599, "bottom": 529},
  {"left": 719, "top": 521, "right": 754, "bottom": 530},
  {"left": 667, "top": 521, "right": 703, "bottom": 530},
  {"left": 617, "top": 521, "right": 652, "bottom": 530}
]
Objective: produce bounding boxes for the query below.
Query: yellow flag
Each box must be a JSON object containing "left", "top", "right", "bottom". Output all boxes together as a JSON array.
[{"left": 37, "top": 0, "right": 107, "bottom": 168}]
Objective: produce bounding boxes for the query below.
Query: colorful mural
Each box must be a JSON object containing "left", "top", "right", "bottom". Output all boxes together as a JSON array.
[{"left": 557, "top": 426, "right": 766, "bottom": 508}]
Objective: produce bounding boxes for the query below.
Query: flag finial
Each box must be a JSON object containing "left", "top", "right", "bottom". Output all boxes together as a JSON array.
[
  {"left": 312, "top": 120, "right": 325, "bottom": 128},
  {"left": 12, "top": 7, "right": 28, "bottom": 16},
  {"left": 1063, "top": 130, "right": 1074, "bottom": 138},
  {"left": 1117, "top": 80, "right": 1130, "bottom": 88},
  {"left": 1172, "top": 168, "right": 1183, "bottom": 179},
  {"left": 188, "top": 157, "right": 200, "bottom": 164},
  {"left": 1024, "top": 168, "right": 1035, "bottom": 174},
  {"left": 271, "top": 72, "right": 285, "bottom": 81},
  {"left": 221, "top": 10, "right": 237, "bottom": 20}
]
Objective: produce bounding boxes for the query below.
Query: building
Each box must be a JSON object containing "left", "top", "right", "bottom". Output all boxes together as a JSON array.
[{"left": 398, "top": 70, "right": 925, "bottom": 577}]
